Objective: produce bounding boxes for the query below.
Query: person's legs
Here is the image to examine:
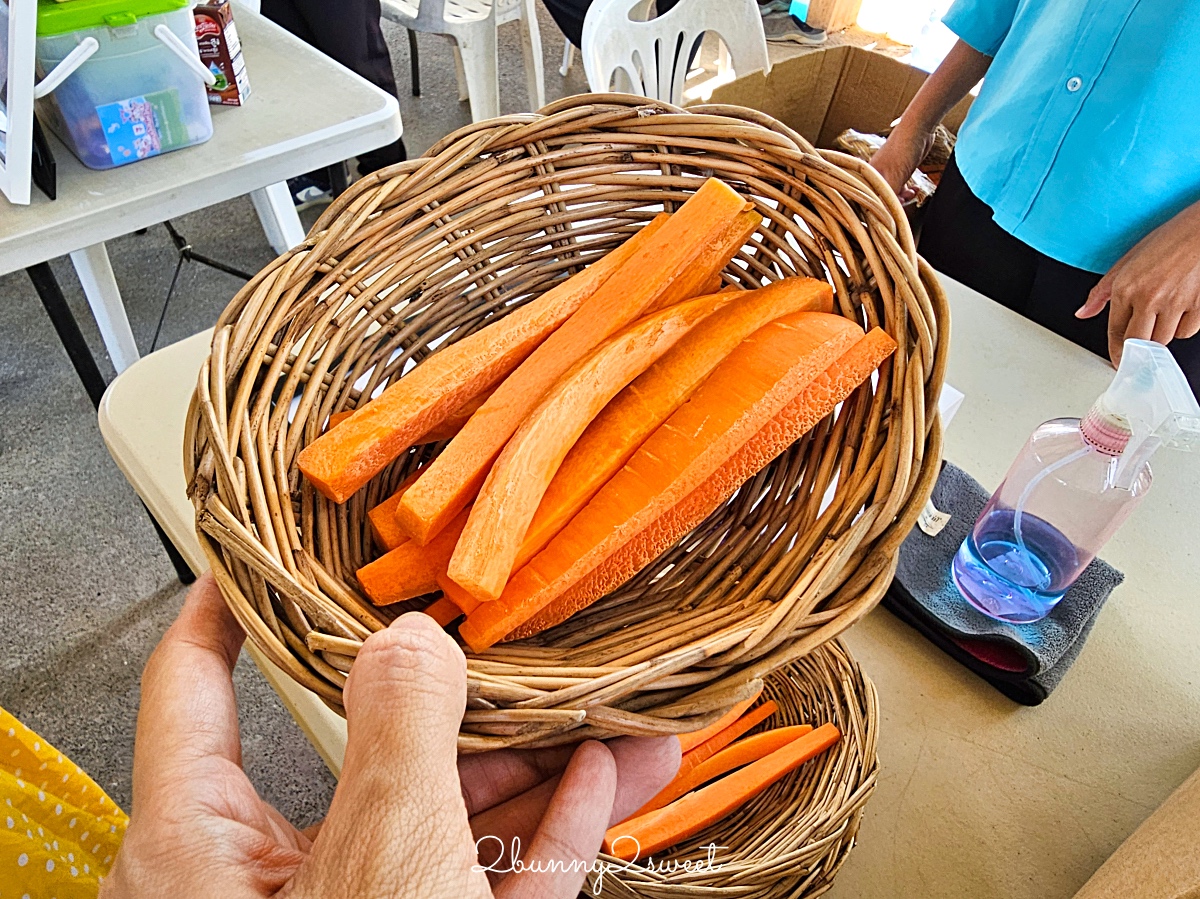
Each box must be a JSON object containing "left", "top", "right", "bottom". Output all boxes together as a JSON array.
[
  {"left": 918, "top": 153, "right": 1039, "bottom": 314},
  {"left": 261, "top": 0, "right": 407, "bottom": 175}
]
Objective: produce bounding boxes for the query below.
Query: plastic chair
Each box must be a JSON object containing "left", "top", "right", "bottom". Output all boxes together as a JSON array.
[
  {"left": 581, "top": 0, "right": 769, "bottom": 106},
  {"left": 381, "top": 0, "right": 545, "bottom": 122}
]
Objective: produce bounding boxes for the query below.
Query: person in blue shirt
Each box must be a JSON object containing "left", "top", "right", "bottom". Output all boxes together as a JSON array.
[{"left": 871, "top": 0, "right": 1200, "bottom": 393}]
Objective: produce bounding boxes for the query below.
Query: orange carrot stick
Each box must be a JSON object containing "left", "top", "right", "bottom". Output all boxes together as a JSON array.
[
  {"left": 437, "top": 572, "right": 482, "bottom": 616},
  {"left": 497, "top": 327, "right": 898, "bottom": 645},
  {"left": 423, "top": 596, "right": 464, "bottom": 627},
  {"left": 357, "top": 507, "right": 470, "bottom": 605},
  {"left": 514, "top": 278, "right": 834, "bottom": 571},
  {"left": 447, "top": 290, "right": 738, "bottom": 602},
  {"left": 325, "top": 410, "right": 355, "bottom": 431},
  {"left": 396, "top": 181, "right": 759, "bottom": 544},
  {"left": 677, "top": 690, "right": 763, "bottom": 754},
  {"left": 602, "top": 723, "right": 841, "bottom": 861},
  {"left": 297, "top": 214, "right": 670, "bottom": 503},
  {"left": 367, "top": 469, "right": 426, "bottom": 551},
  {"left": 637, "top": 721, "right": 812, "bottom": 816},
  {"left": 457, "top": 314, "right": 874, "bottom": 652}
]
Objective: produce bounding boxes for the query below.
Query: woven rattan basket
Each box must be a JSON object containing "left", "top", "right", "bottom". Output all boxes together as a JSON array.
[
  {"left": 594, "top": 641, "right": 877, "bottom": 898},
  {"left": 186, "top": 93, "right": 946, "bottom": 753}
]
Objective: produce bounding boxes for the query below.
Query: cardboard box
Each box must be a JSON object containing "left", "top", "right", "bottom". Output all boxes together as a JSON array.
[
  {"left": 705, "top": 45, "right": 973, "bottom": 148},
  {"left": 195, "top": 0, "right": 251, "bottom": 107},
  {"left": 807, "top": 0, "right": 863, "bottom": 33}
]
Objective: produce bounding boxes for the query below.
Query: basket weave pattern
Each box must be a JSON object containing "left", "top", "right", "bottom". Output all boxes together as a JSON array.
[{"left": 186, "top": 94, "right": 946, "bottom": 752}]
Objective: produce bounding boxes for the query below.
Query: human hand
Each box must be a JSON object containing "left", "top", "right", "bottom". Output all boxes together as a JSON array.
[
  {"left": 1076, "top": 202, "right": 1200, "bottom": 367},
  {"left": 869, "top": 123, "right": 935, "bottom": 204},
  {"left": 101, "top": 574, "right": 680, "bottom": 898}
]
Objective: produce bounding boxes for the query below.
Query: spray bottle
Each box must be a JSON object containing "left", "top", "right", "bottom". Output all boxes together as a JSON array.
[{"left": 952, "top": 339, "right": 1200, "bottom": 623}]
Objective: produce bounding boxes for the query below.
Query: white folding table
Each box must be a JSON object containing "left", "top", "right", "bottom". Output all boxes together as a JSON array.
[{"left": 97, "top": 275, "right": 1200, "bottom": 897}]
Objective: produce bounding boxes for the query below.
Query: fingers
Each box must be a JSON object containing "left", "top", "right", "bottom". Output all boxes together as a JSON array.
[
  {"left": 132, "top": 573, "right": 246, "bottom": 809},
  {"left": 1179, "top": 310, "right": 1200, "bottom": 340},
  {"left": 1152, "top": 311, "right": 1184, "bottom": 346},
  {"left": 460, "top": 745, "right": 576, "bottom": 816},
  {"left": 604, "top": 736, "right": 681, "bottom": 826},
  {"left": 293, "top": 613, "right": 489, "bottom": 898},
  {"left": 1106, "top": 291, "right": 1135, "bottom": 367},
  {"left": 1076, "top": 277, "right": 1112, "bottom": 320},
  {"left": 493, "top": 741, "right": 617, "bottom": 899}
]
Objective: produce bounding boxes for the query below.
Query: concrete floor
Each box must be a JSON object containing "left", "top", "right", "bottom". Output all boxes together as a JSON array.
[{"left": 0, "top": 11, "right": 590, "bottom": 828}]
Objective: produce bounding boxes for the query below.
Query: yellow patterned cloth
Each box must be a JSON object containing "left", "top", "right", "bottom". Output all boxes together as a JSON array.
[{"left": 1, "top": 707, "right": 126, "bottom": 898}]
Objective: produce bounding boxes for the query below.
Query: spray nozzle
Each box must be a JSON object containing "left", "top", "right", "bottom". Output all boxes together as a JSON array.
[{"left": 1087, "top": 339, "right": 1200, "bottom": 488}]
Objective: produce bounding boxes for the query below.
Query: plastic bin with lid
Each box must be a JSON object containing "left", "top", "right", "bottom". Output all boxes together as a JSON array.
[{"left": 35, "top": 0, "right": 216, "bottom": 170}]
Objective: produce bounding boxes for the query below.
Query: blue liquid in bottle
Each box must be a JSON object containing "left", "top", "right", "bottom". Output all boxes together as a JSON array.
[{"left": 951, "top": 507, "right": 1081, "bottom": 623}]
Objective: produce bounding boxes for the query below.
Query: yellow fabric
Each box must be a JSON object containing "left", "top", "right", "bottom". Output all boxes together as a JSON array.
[{"left": 1, "top": 707, "right": 126, "bottom": 898}]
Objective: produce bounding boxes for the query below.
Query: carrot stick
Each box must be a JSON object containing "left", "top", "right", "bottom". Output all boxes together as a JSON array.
[
  {"left": 367, "top": 469, "right": 426, "bottom": 551},
  {"left": 497, "top": 326, "right": 898, "bottom": 644},
  {"left": 325, "top": 410, "right": 354, "bottom": 431},
  {"left": 395, "top": 180, "right": 759, "bottom": 544},
  {"left": 437, "top": 573, "right": 482, "bottom": 616},
  {"left": 457, "top": 314, "right": 873, "bottom": 652},
  {"left": 514, "top": 278, "right": 834, "bottom": 571},
  {"left": 356, "top": 507, "right": 470, "bottom": 605},
  {"left": 447, "top": 290, "right": 738, "bottom": 602},
  {"left": 602, "top": 723, "right": 841, "bottom": 861},
  {"left": 636, "top": 721, "right": 812, "bottom": 817},
  {"left": 682, "top": 701, "right": 779, "bottom": 768},
  {"left": 423, "top": 596, "right": 464, "bottom": 627},
  {"left": 297, "top": 214, "right": 670, "bottom": 503},
  {"left": 677, "top": 690, "right": 763, "bottom": 754}
]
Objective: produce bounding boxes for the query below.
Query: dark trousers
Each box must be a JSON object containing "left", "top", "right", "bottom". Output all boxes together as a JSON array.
[
  {"left": 541, "top": 0, "right": 683, "bottom": 47},
  {"left": 261, "top": 0, "right": 407, "bottom": 174},
  {"left": 920, "top": 155, "right": 1200, "bottom": 396}
]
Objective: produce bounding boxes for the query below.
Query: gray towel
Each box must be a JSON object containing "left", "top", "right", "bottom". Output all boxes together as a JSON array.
[{"left": 883, "top": 462, "right": 1124, "bottom": 705}]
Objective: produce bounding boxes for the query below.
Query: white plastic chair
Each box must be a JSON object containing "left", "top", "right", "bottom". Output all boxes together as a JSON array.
[
  {"left": 581, "top": 0, "right": 769, "bottom": 106},
  {"left": 381, "top": 0, "right": 545, "bottom": 122}
]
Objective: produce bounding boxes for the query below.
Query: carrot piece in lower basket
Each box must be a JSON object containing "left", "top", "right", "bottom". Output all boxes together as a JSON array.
[
  {"left": 677, "top": 691, "right": 763, "bottom": 754},
  {"left": 457, "top": 314, "right": 882, "bottom": 652},
  {"left": 602, "top": 723, "right": 842, "bottom": 861},
  {"left": 423, "top": 597, "right": 464, "bottom": 627},
  {"left": 514, "top": 277, "right": 834, "bottom": 576},
  {"left": 496, "top": 327, "right": 899, "bottom": 645},
  {"left": 357, "top": 507, "right": 470, "bottom": 605},
  {"left": 296, "top": 214, "right": 670, "bottom": 504},
  {"left": 395, "top": 181, "right": 759, "bottom": 546},
  {"left": 681, "top": 701, "right": 779, "bottom": 766},
  {"left": 447, "top": 290, "right": 738, "bottom": 603},
  {"left": 637, "top": 720, "right": 811, "bottom": 816},
  {"left": 437, "top": 573, "right": 482, "bottom": 616}
]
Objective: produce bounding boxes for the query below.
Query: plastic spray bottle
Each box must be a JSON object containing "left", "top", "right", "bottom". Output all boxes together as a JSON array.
[{"left": 952, "top": 339, "right": 1200, "bottom": 623}]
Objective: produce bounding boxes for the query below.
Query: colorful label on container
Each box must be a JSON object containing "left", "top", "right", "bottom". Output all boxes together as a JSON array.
[{"left": 95, "top": 89, "right": 187, "bottom": 166}]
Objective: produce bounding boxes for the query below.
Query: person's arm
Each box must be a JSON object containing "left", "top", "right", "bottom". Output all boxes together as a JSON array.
[
  {"left": 871, "top": 40, "right": 993, "bottom": 196},
  {"left": 1076, "top": 198, "right": 1200, "bottom": 366}
]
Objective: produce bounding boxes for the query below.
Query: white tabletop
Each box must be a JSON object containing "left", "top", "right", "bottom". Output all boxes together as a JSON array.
[
  {"left": 0, "top": 10, "right": 401, "bottom": 275},
  {"left": 97, "top": 275, "right": 1200, "bottom": 896}
]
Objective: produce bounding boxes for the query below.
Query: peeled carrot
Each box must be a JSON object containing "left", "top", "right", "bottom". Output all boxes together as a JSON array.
[
  {"left": 297, "top": 214, "right": 670, "bottom": 503},
  {"left": 458, "top": 313, "right": 873, "bottom": 651},
  {"left": 423, "top": 596, "right": 464, "bottom": 627},
  {"left": 602, "top": 723, "right": 841, "bottom": 860},
  {"left": 497, "top": 327, "right": 898, "bottom": 644},
  {"left": 681, "top": 701, "right": 779, "bottom": 768},
  {"left": 437, "top": 573, "right": 482, "bottom": 616},
  {"left": 326, "top": 410, "right": 354, "bottom": 431},
  {"left": 395, "top": 180, "right": 759, "bottom": 545},
  {"left": 515, "top": 278, "right": 834, "bottom": 570},
  {"left": 677, "top": 690, "right": 763, "bottom": 754},
  {"left": 447, "top": 290, "right": 738, "bottom": 602},
  {"left": 367, "top": 469, "right": 426, "bottom": 551},
  {"left": 638, "top": 721, "right": 812, "bottom": 816},
  {"left": 422, "top": 388, "right": 491, "bottom": 443},
  {"left": 356, "top": 507, "right": 470, "bottom": 606}
]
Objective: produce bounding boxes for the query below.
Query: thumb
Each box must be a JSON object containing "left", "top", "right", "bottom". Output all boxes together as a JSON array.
[
  {"left": 287, "top": 614, "right": 490, "bottom": 898},
  {"left": 1077, "top": 277, "right": 1113, "bottom": 319}
]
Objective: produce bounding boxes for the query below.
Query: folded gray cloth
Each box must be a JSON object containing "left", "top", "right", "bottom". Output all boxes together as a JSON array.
[{"left": 883, "top": 462, "right": 1124, "bottom": 705}]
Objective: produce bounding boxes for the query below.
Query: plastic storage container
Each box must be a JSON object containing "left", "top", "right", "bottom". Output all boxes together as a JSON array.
[{"left": 35, "top": 0, "right": 214, "bottom": 169}]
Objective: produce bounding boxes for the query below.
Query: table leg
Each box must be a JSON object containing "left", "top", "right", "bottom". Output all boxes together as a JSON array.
[
  {"left": 69, "top": 242, "right": 140, "bottom": 374},
  {"left": 26, "top": 262, "right": 196, "bottom": 586},
  {"left": 250, "top": 182, "right": 307, "bottom": 254}
]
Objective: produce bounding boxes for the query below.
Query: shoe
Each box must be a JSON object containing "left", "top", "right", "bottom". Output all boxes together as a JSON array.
[
  {"left": 288, "top": 174, "right": 333, "bottom": 212},
  {"left": 756, "top": 0, "right": 791, "bottom": 13},
  {"left": 762, "top": 12, "right": 828, "bottom": 44}
]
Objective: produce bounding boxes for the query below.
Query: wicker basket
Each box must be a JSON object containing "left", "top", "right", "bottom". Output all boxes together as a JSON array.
[
  {"left": 593, "top": 641, "right": 877, "bottom": 898},
  {"left": 186, "top": 93, "right": 946, "bottom": 753}
]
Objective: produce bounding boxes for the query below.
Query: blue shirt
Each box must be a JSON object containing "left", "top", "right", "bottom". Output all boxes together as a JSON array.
[{"left": 943, "top": 0, "right": 1200, "bottom": 273}]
